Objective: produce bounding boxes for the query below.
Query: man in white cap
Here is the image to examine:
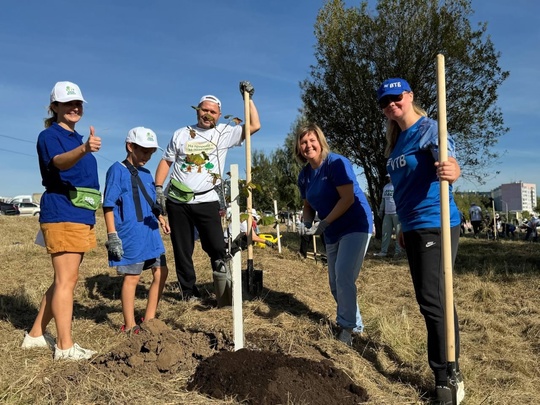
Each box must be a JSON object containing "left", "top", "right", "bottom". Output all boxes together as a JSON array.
[{"left": 155, "top": 82, "right": 261, "bottom": 302}]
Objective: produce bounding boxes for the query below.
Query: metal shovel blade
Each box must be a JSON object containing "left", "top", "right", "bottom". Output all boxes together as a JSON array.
[
  {"left": 241, "top": 259, "right": 263, "bottom": 299},
  {"left": 447, "top": 362, "right": 464, "bottom": 404}
]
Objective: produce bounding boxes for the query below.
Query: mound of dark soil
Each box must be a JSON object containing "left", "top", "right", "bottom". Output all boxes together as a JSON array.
[
  {"left": 188, "top": 348, "right": 369, "bottom": 405},
  {"left": 94, "top": 318, "right": 227, "bottom": 377}
]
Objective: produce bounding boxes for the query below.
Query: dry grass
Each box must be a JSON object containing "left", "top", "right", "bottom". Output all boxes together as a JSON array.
[{"left": 0, "top": 214, "right": 539, "bottom": 404}]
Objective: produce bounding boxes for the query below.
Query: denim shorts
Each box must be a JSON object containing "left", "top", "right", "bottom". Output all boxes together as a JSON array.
[{"left": 117, "top": 254, "right": 167, "bottom": 275}]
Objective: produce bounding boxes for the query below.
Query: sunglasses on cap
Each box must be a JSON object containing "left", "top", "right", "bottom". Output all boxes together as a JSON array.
[{"left": 378, "top": 93, "right": 405, "bottom": 109}]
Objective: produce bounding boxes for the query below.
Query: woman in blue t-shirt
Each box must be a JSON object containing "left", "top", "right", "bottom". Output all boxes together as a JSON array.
[
  {"left": 378, "top": 78, "right": 464, "bottom": 403},
  {"left": 22, "top": 81, "right": 101, "bottom": 361},
  {"left": 295, "top": 124, "right": 372, "bottom": 346}
]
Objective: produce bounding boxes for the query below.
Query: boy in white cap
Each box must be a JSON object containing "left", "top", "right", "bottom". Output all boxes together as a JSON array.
[
  {"left": 154, "top": 82, "right": 261, "bottom": 303},
  {"left": 103, "top": 127, "right": 170, "bottom": 334}
]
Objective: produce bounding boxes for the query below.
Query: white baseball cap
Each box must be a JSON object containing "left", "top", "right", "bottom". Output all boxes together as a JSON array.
[
  {"left": 199, "top": 95, "right": 221, "bottom": 109},
  {"left": 50, "top": 81, "right": 86, "bottom": 103},
  {"left": 126, "top": 127, "right": 160, "bottom": 148},
  {"left": 249, "top": 208, "right": 260, "bottom": 220}
]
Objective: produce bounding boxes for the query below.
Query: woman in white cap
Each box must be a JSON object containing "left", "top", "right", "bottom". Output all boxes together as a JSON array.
[
  {"left": 377, "top": 77, "right": 464, "bottom": 403},
  {"left": 102, "top": 127, "right": 170, "bottom": 335},
  {"left": 22, "top": 81, "right": 101, "bottom": 360}
]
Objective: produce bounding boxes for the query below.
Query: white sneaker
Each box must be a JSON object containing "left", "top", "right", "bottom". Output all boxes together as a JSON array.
[
  {"left": 21, "top": 332, "right": 56, "bottom": 350},
  {"left": 337, "top": 328, "right": 353, "bottom": 346},
  {"left": 54, "top": 343, "right": 96, "bottom": 361},
  {"left": 373, "top": 252, "right": 387, "bottom": 257}
]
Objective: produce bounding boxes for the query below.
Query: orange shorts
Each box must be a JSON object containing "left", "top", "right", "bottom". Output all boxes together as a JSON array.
[{"left": 40, "top": 222, "right": 97, "bottom": 254}]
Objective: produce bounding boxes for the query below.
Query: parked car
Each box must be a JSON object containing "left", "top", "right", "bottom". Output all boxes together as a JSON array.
[
  {"left": 14, "top": 202, "right": 40, "bottom": 216},
  {"left": 0, "top": 201, "right": 20, "bottom": 216}
]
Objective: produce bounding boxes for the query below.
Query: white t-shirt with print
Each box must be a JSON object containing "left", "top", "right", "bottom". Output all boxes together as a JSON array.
[
  {"left": 162, "top": 123, "right": 243, "bottom": 204},
  {"left": 381, "top": 183, "right": 397, "bottom": 215}
]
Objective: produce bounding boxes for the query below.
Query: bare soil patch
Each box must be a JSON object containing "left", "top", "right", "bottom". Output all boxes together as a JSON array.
[{"left": 188, "top": 348, "right": 368, "bottom": 404}]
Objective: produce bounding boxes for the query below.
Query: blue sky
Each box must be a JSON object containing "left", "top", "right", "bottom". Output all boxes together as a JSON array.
[{"left": 0, "top": 0, "right": 538, "bottom": 199}]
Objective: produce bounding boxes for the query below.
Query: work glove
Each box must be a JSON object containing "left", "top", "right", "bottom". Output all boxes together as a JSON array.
[
  {"left": 305, "top": 220, "right": 329, "bottom": 236},
  {"left": 264, "top": 240, "right": 275, "bottom": 248},
  {"left": 106, "top": 232, "right": 124, "bottom": 261},
  {"left": 239, "top": 81, "right": 255, "bottom": 99},
  {"left": 156, "top": 185, "right": 167, "bottom": 216},
  {"left": 299, "top": 221, "right": 312, "bottom": 236}
]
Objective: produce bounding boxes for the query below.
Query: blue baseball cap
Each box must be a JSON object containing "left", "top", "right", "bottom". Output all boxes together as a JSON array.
[{"left": 377, "top": 78, "right": 412, "bottom": 101}]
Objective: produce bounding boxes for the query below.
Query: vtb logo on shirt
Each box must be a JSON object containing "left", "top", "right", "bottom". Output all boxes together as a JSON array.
[{"left": 387, "top": 155, "right": 406, "bottom": 171}]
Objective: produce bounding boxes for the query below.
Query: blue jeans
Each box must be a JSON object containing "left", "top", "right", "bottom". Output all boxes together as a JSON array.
[{"left": 326, "top": 232, "right": 371, "bottom": 331}]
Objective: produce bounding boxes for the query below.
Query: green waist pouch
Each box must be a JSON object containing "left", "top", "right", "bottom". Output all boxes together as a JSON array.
[
  {"left": 68, "top": 187, "right": 101, "bottom": 210},
  {"left": 168, "top": 178, "right": 195, "bottom": 203}
]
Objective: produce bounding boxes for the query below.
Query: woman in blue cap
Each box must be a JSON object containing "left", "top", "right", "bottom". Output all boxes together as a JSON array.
[{"left": 377, "top": 78, "right": 464, "bottom": 404}]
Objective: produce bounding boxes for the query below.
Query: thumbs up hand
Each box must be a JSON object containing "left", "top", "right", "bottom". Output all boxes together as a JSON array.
[{"left": 84, "top": 125, "right": 101, "bottom": 153}]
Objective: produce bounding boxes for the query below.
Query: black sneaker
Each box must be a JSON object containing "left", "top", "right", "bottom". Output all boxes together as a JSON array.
[
  {"left": 430, "top": 386, "right": 452, "bottom": 405},
  {"left": 181, "top": 286, "right": 201, "bottom": 301}
]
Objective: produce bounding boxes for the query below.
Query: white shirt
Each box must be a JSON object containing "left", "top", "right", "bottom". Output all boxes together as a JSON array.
[
  {"left": 380, "top": 183, "right": 397, "bottom": 215},
  {"left": 162, "top": 123, "right": 243, "bottom": 204}
]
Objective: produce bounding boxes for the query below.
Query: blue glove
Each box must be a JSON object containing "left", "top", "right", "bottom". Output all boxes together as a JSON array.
[
  {"left": 239, "top": 81, "right": 255, "bottom": 99},
  {"left": 305, "top": 220, "right": 329, "bottom": 236},
  {"left": 106, "top": 232, "right": 124, "bottom": 261}
]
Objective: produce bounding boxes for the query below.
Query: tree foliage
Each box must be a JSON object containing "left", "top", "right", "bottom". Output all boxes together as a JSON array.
[
  {"left": 251, "top": 118, "right": 305, "bottom": 213},
  {"left": 300, "top": 0, "right": 509, "bottom": 211}
]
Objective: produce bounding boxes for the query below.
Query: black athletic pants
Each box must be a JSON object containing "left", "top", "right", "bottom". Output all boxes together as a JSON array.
[
  {"left": 166, "top": 200, "right": 226, "bottom": 296},
  {"left": 403, "top": 225, "right": 461, "bottom": 386}
]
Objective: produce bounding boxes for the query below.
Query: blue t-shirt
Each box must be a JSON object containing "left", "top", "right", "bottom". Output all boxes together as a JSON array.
[
  {"left": 103, "top": 161, "right": 165, "bottom": 266},
  {"left": 386, "top": 117, "right": 460, "bottom": 232},
  {"left": 298, "top": 153, "right": 373, "bottom": 244},
  {"left": 36, "top": 122, "right": 99, "bottom": 224}
]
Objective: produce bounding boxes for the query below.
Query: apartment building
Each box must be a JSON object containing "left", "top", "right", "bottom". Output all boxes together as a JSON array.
[{"left": 492, "top": 182, "right": 537, "bottom": 213}]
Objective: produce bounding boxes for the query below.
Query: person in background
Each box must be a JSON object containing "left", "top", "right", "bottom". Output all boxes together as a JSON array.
[
  {"left": 154, "top": 82, "right": 261, "bottom": 301},
  {"left": 374, "top": 174, "right": 402, "bottom": 257},
  {"left": 23, "top": 81, "right": 100, "bottom": 360},
  {"left": 377, "top": 77, "right": 464, "bottom": 404},
  {"left": 225, "top": 208, "right": 274, "bottom": 254},
  {"left": 459, "top": 210, "right": 466, "bottom": 236},
  {"left": 295, "top": 123, "right": 372, "bottom": 346},
  {"left": 525, "top": 214, "right": 539, "bottom": 242},
  {"left": 469, "top": 202, "right": 483, "bottom": 239},
  {"left": 102, "top": 127, "right": 169, "bottom": 334},
  {"left": 502, "top": 221, "right": 516, "bottom": 239}
]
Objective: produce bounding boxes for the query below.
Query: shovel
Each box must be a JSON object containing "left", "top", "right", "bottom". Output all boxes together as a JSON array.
[
  {"left": 240, "top": 87, "right": 263, "bottom": 298},
  {"left": 437, "top": 54, "right": 464, "bottom": 404}
]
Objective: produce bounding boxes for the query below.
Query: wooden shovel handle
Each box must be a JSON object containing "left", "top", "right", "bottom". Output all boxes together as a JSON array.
[
  {"left": 437, "top": 54, "right": 456, "bottom": 363},
  {"left": 244, "top": 91, "right": 254, "bottom": 261}
]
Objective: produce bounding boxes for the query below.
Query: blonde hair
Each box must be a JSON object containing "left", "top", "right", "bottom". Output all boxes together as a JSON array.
[
  {"left": 384, "top": 103, "right": 427, "bottom": 157},
  {"left": 44, "top": 103, "right": 58, "bottom": 128},
  {"left": 294, "top": 123, "right": 330, "bottom": 164}
]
